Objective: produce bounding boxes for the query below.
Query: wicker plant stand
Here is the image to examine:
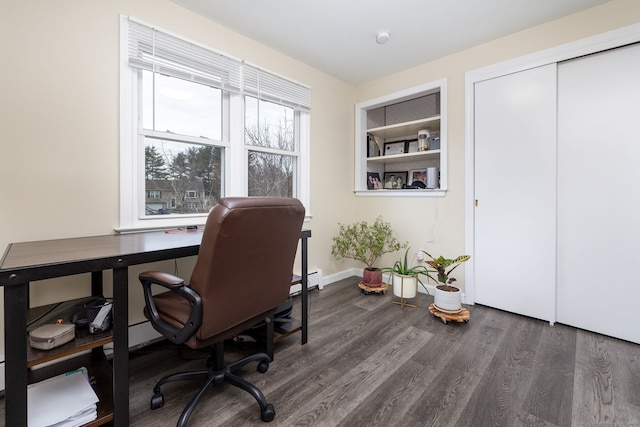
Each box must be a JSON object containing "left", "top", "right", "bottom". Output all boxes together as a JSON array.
[
  {"left": 358, "top": 281, "right": 388, "bottom": 295},
  {"left": 428, "top": 303, "right": 470, "bottom": 324}
]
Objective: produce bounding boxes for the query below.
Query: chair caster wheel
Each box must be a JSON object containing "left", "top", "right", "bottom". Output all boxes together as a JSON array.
[
  {"left": 257, "top": 360, "right": 269, "bottom": 373},
  {"left": 150, "top": 392, "right": 164, "bottom": 410},
  {"left": 261, "top": 403, "right": 275, "bottom": 422}
]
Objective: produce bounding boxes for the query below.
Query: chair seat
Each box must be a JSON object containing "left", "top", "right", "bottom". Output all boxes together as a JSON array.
[{"left": 146, "top": 291, "right": 278, "bottom": 350}]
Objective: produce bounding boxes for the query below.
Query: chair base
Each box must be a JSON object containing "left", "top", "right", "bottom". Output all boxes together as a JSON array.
[{"left": 151, "top": 341, "right": 275, "bottom": 426}]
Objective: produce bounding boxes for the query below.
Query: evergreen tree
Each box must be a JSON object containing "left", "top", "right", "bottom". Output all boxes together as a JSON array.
[{"left": 145, "top": 146, "right": 168, "bottom": 180}]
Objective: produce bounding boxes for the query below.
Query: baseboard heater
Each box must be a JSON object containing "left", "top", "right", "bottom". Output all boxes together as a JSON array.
[{"left": 290, "top": 269, "right": 322, "bottom": 296}]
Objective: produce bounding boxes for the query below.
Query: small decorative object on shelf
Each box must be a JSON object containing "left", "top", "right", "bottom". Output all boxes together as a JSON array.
[
  {"left": 367, "top": 172, "right": 383, "bottom": 190},
  {"left": 418, "top": 129, "right": 430, "bottom": 151},
  {"left": 383, "top": 171, "right": 407, "bottom": 189},
  {"left": 384, "top": 141, "right": 405, "bottom": 155},
  {"left": 367, "top": 134, "right": 380, "bottom": 158},
  {"left": 426, "top": 167, "right": 440, "bottom": 189}
]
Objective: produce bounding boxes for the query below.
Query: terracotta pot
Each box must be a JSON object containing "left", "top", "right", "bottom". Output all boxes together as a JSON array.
[
  {"left": 362, "top": 268, "right": 383, "bottom": 287},
  {"left": 434, "top": 284, "right": 462, "bottom": 311}
]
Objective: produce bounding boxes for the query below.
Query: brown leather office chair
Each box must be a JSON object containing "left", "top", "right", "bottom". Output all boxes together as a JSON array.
[{"left": 139, "top": 197, "right": 305, "bottom": 426}]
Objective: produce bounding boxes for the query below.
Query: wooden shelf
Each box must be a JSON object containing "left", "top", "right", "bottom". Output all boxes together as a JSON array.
[
  {"left": 274, "top": 319, "right": 302, "bottom": 342},
  {"left": 368, "top": 116, "right": 440, "bottom": 140},
  {"left": 27, "top": 328, "right": 113, "bottom": 368},
  {"left": 367, "top": 149, "right": 441, "bottom": 164},
  {"left": 27, "top": 297, "right": 113, "bottom": 368}
]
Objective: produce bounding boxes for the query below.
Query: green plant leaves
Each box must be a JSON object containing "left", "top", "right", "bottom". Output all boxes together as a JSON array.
[{"left": 331, "top": 216, "right": 406, "bottom": 269}]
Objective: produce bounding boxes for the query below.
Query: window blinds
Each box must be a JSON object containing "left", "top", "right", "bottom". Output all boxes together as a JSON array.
[
  {"left": 127, "top": 18, "right": 242, "bottom": 92},
  {"left": 126, "top": 17, "right": 311, "bottom": 111},
  {"left": 243, "top": 63, "right": 311, "bottom": 111}
]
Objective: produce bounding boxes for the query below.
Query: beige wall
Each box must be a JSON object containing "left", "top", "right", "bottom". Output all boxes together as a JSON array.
[
  {"left": 0, "top": 0, "right": 356, "bottom": 357},
  {"left": 0, "top": 0, "right": 639, "bottom": 358},
  {"left": 353, "top": 0, "right": 640, "bottom": 285}
]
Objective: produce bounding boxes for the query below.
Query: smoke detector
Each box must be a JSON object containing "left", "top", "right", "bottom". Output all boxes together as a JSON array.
[{"left": 376, "top": 31, "right": 390, "bottom": 45}]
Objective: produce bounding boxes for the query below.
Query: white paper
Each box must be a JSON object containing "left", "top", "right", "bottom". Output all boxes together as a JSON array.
[
  {"left": 27, "top": 367, "right": 98, "bottom": 427},
  {"left": 45, "top": 405, "right": 97, "bottom": 427}
]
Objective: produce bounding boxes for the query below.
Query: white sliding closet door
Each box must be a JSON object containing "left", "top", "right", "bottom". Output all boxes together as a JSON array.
[
  {"left": 556, "top": 43, "right": 640, "bottom": 343},
  {"left": 474, "top": 64, "right": 557, "bottom": 322}
]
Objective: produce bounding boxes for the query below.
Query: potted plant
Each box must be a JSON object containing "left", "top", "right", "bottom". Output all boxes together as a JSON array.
[
  {"left": 331, "top": 216, "right": 406, "bottom": 286},
  {"left": 421, "top": 250, "right": 470, "bottom": 311},
  {"left": 381, "top": 248, "right": 433, "bottom": 307}
]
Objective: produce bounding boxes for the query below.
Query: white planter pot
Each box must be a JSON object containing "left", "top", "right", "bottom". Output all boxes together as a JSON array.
[
  {"left": 392, "top": 274, "right": 418, "bottom": 299},
  {"left": 433, "top": 285, "right": 462, "bottom": 311}
]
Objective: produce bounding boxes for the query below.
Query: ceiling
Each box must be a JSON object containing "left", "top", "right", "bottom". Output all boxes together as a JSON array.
[{"left": 171, "top": 0, "right": 611, "bottom": 85}]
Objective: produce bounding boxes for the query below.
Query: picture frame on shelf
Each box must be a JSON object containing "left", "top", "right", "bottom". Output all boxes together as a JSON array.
[
  {"left": 406, "top": 140, "right": 419, "bottom": 153},
  {"left": 383, "top": 171, "right": 408, "bottom": 189},
  {"left": 384, "top": 141, "right": 405, "bottom": 156},
  {"left": 409, "top": 169, "right": 427, "bottom": 186},
  {"left": 367, "top": 172, "right": 383, "bottom": 190},
  {"left": 367, "top": 134, "right": 380, "bottom": 158}
]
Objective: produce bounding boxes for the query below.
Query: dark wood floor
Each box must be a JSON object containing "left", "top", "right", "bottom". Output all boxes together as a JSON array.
[
  {"left": 6, "top": 276, "right": 640, "bottom": 426},
  {"left": 126, "top": 277, "right": 640, "bottom": 426}
]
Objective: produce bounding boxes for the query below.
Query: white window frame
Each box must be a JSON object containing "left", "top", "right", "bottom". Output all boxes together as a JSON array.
[{"left": 118, "top": 16, "right": 310, "bottom": 232}]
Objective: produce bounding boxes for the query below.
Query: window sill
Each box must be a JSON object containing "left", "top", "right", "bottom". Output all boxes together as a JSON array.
[{"left": 354, "top": 189, "right": 446, "bottom": 197}]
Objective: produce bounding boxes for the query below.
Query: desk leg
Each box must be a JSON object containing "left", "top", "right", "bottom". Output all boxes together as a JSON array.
[
  {"left": 301, "top": 236, "right": 308, "bottom": 345},
  {"left": 5, "top": 283, "right": 29, "bottom": 427},
  {"left": 112, "top": 267, "right": 129, "bottom": 427}
]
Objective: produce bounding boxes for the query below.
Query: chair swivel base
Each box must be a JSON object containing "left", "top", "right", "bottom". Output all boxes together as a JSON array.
[{"left": 150, "top": 342, "right": 275, "bottom": 426}]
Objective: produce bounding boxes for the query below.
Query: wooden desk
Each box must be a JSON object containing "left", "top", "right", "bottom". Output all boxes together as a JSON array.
[{"left": 0, "top": 229, "right": 311, "bottom": 427}]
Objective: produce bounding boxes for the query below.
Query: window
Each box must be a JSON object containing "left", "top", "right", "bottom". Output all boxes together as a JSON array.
[
  {"left": 119, "top": 17, "right": 310, "bottom": 231},
  {"left": 245, "top": 96, "right": 297, "bottom": 197}
]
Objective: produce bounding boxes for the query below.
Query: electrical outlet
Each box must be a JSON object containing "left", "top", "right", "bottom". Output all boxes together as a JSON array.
[{"left": 416, "top": 251, "right": 424, "bottom": 261}]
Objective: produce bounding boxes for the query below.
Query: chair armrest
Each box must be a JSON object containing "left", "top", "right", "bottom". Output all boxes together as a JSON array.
[{"left": 139, "top": 271, "right": 203, "bottom": 344}]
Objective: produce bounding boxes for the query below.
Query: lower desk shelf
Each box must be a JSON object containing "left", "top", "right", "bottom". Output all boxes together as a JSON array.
[
  {"left": 273, "top": 275, "right": 304, "bottom": 342},
  {"left": 274, "top": 319, "right": 302, "bottom": 343},
  {"left": 28, "top": 350, "right": 114, "bottom": 426},
  {"left": 27, "top": 327, "right": 113, "bottom": 368}
]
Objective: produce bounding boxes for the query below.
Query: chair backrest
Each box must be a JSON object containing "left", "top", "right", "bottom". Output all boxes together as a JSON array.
[{"left": 189, "top": 197, "right": 305, "bottom": 341}]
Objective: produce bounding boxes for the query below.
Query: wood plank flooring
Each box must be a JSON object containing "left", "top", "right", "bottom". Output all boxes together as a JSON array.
[{"left": 5, "top": 276, "right": 640, "bottom": 426}]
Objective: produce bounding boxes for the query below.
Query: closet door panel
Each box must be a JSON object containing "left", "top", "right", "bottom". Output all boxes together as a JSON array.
[
  {"left": 557, "top": 43, "right": 640, "bottom": 343},
  {"left": 474, "top": 64, "right": 557, "bottom": 322}
]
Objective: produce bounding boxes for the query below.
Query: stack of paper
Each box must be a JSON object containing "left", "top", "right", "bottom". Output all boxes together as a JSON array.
[{"left": 27, "top": 367, "right": 98, "bottom": 427}]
